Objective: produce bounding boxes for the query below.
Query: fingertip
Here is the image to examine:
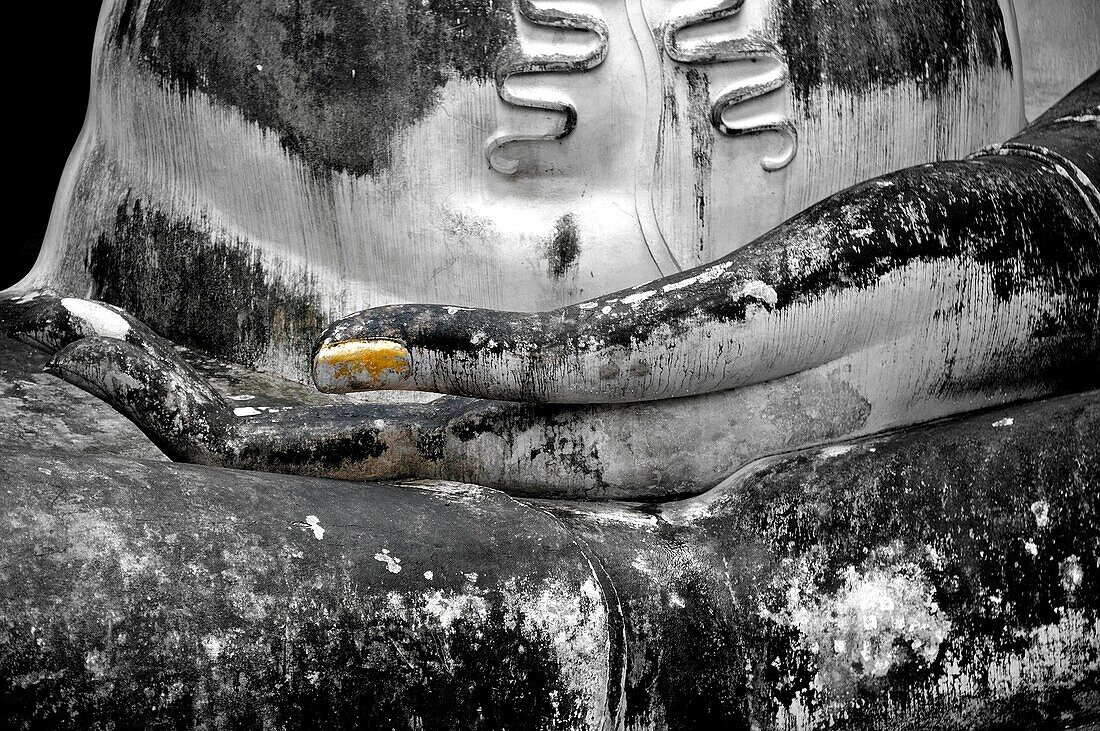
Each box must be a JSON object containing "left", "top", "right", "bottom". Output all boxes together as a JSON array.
[{"left": 312, "top": 339, "right": 413, "bottom": 393}]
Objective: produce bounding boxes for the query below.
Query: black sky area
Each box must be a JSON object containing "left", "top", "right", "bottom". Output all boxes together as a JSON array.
[{"left": 6, "top": 3, "right": 101, "bottom": 289}]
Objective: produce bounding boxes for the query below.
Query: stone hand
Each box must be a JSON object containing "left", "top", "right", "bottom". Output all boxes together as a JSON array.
[
  {"left": 315, "top": 150, "right": 1098, "bottom": 407},
  {"left": 7, "top": 87, "right": 1098, "bottom": 499}
]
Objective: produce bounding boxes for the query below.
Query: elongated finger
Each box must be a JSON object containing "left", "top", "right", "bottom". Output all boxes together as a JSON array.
[
  {"left": 47, "top": 337, "right": 232, "bottom": 463},
  {"left": 49, "top": 322, "right": 1094, "bottom": 500},
  {"left": 314, "top": 112, "right": 1099, "bottom": 404}
]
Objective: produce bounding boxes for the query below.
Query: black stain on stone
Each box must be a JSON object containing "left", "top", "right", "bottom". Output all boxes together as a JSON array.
[
  {"left": 236, "top": 423, "right": 391, "bottom": 477},
  {"left": 685, "top": 68, "right": 713, "bottom": 259},
  {"left": 545, "top": 213, "right": 581, "bottom": 280},
  {"left": 1, "top": 546, "right": 583, "bottom": 730},
  {"left": 314, "top": 145, "right": 1100, "bottom": 416},
  {"left": 124, "top": 0, "right": 515, "bottom": 177},
  {"left": 654, "top": 53, "right": 680, "bottom": 164},
  {"left": 657, "top": 578, "right": 752, "bottom": 730},
  {"left": 113, "top": 0, "right": 141, "bottom": 48},
  {"left": 319, "top": 303, "right": 557, "bottom": 362},
  {"left": 445, "top": 399, "right": 609, "bottom": 492},
  {"left": 598, "top": 363, "right": 620, "bottom": 380},
  {"left": 581, "top": 154, "right": 1100, "bottom": 356},
  {"left": 448, "top": 400, "right": 544, "bottom": 444},
  {"left": 415, "top": 428, "right": 448, "bottom": 462},
  {"left": 775, "top": 0, "right": 1013, "bottom": 107},
  {"left": 87, "top": 196, "right": 328, "bottom": 373}
]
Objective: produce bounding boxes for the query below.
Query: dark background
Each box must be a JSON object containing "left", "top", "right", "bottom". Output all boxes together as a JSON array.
[{"left": 5, "top": 3, "right": 102, "bottom": 289}]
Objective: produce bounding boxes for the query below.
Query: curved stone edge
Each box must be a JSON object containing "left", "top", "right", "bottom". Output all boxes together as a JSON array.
[
  {"left": 2, "top": 385, "right": 1097, "bottom": 728},
  {"left": 0, "top": 449, "right": 623, "bottom": 730},
  {"left": 550, "top": 389, "right": 1100, "bottom": 729}
]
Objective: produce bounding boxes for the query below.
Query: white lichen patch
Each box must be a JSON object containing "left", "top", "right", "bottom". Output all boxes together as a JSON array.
[
  {"left": 923, "top": 543, "right": 947, "bottom": 571},
  {"left": 84, "top": 649, "right": 109, "bottom": 679},
  {"left": 374, "top": 548, "right": 402, "bottom": 573},
  {"left": 1053, "top": 113, "right": 1100, "bottom": 125},
  {"left": 1059, "top": 555, "right": 1083, "bottom": 594},
  {"left": 662, "top": 495, "right": 719, "bottom": 524},
  {"left": 405, "top": 479, "right": 487, "bottom": 502},
  {"left": 304, "top": 515, "right": 324, "bottom": 540},
  {"left": 620, "top": 290, "right": 656, "bottom": 307},
  {"left": 557, "top": 504, "right": 659, "bottom": 529},
  {"left": 34, "top": 509, "right": 143, "bottom": 576},
  {"left": 422, "top": 590, "right": 488, "bottom": 629},
  {"left": 937, "top": 609, "right": 1100, "bottom": 706},
  {"left": 503, "top": 575, "right": 611, "bottom": 729},
  {"left": 735, "top": 280, "right": 779, "bottom": 309},
  {"left": 661, "top": 261, "right": 732, "bottom": 293},
  {"left": 774, "top": 559, "right": 951, "bottom": 700},
  {"left": 202, "top": 634, "right": 226, "bottom": 661},
  {"left": 1030, "top": 500, "right": 1051, "bottom": 528},
  {"left": 61, "top": 298, "right": 131, "bottom": 339},
  {"left": 818, "top": 444, "right": 854, "bottom": 459}
]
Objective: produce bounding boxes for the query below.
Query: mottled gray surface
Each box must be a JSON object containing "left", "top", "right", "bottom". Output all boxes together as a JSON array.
[
  {"left": 2, "top": 334, "right": 1098, "bottom": 729},
  {"left": 0, "top": 340, "right": 163, "bottom": 461}
]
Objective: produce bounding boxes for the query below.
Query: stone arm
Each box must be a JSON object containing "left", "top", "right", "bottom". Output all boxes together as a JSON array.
[{"left": 314, "top": 78, "right": 1099, "bottom": 404}]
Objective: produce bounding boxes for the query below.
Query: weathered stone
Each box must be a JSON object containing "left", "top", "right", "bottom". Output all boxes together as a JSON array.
[
  {"left": 1, "top": 333, "right": 1097, "bottom": 728},
  {"left": 2, "top": 3, "right": 1098, "bottom": 727},
  {"left": 18, "top": 0, "right": 1031, "bottom": 382}
]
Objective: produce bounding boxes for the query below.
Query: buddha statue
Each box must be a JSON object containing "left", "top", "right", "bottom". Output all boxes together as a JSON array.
[{"left": 1, "top": 0, "right": 1097, "bottom": 728}]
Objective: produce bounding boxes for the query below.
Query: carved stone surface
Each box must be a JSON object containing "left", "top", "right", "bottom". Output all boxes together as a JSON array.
[
  {"left": 7, "top": 81, "right": 1095, "bottom": 501},
  {"left": 488, "top": 0, "right": 610, "bottom": 173},
  {"left": 16, "top": 0, "right": 1034, "bottom": 382},
  {"left": 1, "top": 334, "right": 1097, "bottom": 728},
  {"left": 2, "top": 1, "right": 1098, "bottom": 727}
]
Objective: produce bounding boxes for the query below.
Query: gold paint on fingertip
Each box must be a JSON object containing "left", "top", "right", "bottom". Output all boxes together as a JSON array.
[{"left": 314, "top": 339, "right": 411, "bottom": 388}]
